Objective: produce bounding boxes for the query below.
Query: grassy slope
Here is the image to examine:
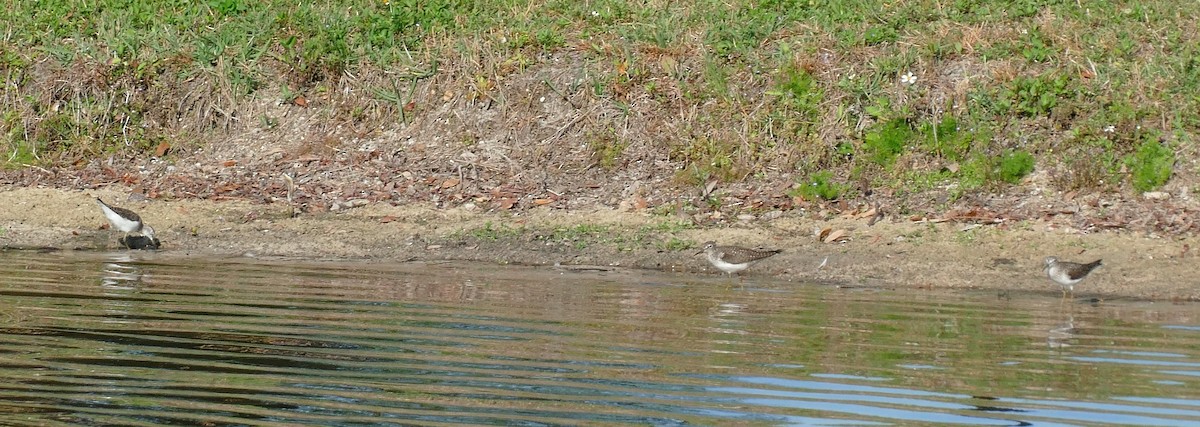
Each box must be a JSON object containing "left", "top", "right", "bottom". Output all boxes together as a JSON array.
[{"left": 1, "top": 0, "right": 1196, "bottom": 201}]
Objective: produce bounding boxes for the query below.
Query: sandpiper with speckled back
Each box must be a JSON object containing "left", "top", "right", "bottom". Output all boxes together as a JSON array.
[
  {"left": 696, "top": 241, "right": 781, "bottom": 276},
  {"left": 1044, "top": 256, "right": 1102, "bottom": 297}
]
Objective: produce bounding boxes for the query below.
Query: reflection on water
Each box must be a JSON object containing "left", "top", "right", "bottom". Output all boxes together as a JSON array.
[
  {"left": 1047, "top": 315, "right": 1075, "bottom": 349},
  {"left": 0, "top": 251, "right": 1197, "bottom": 425}
]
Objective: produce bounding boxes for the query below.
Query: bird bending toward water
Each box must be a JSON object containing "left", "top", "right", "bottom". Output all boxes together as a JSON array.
[
  {"left": 96, "top": 197, "right": 157, "bottom": 243},
  {"left": 697, "top": 241, "right": 781, "bottom": 276},
  {"left": 1044, "top": 256, "right": 1102, "bottom": 297}
]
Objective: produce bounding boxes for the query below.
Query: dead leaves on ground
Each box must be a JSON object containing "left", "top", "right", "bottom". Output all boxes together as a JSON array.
[
  {"left": 840, "top": 202, "right": 884, "bottom": 226},
  {"left": 940, "top": 207, "right": 1006, "bottom": 224},
  {"left": 815, "top": 227, "right": 851, "bottom": 244},
  {"left": 815, "top": 203, "right": 1016, "bottom": 244},
  {"left": 496, "top": 197, "right": 518, "bottom": 210},
  {"left": 477, "top": 186, "right": 566, "bottom": 211},
  {"left": 908, "top": 206, "right": 1006, "bottom": 225},
  {"left": 618, "top": 195, "right": 649, "bottom": 211}
]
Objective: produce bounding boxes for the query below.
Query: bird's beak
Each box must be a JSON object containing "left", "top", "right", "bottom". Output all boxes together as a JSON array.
[{"left": 694, "top": 250, "right": 703, "bottom": 256}]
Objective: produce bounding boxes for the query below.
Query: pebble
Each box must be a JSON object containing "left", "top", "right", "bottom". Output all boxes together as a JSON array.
[
  {"left": 1142, "top": 191, "right": 1170, "bottom": 200},
  {"left": 331, "top": 199, "right": 369, "bottom": 211}
]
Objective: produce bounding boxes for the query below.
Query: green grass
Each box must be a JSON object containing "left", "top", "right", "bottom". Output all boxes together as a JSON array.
[
  {"left": 546, "top": 224, "right": 611, "bottom": 250},
  {"left": 863, "top": 118, "right": 913, "bottom": 166},
  {"left": 588, "top": 129, "right": 629, "bottom": 170},
  {"left": 459, "top": 222, "right": 524, "bottom": 242},
  {"left": 536, "top": 220, "right": 696, "bottom": 251},
  {"left": 1, "top": 0, "right": 1194, "bottom": 195},
  {"left": 990, "top": 73, "right": 1075, "bottom": 118},
  {"left": 919, "top": 116, "right": 973, "bottom": 161},
  {"left": 997, "top": 150, "right": 1036, "bottom": 184},
  {"left": 790, "top": 171, "right": 848, "bottom": 201},
  {"left": 1127, "top": 138, "right": 1175, "bottom": 192}
]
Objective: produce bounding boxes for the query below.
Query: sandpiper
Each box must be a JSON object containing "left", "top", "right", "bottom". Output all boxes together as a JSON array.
[
  {"left": 96, "top": 197, "right": 157, "bottom": 244},
  {"left": 696, "top": 241, "right": 781, "bottom": 276},
  {"left": 1044, "top": 256, "right": 1102, "bottom": 297}
]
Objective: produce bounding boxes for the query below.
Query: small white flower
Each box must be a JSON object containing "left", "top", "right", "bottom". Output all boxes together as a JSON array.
[
  {"left": 1103, "top": 125, "right": 1115, "bottom": 133},
  {"left": 900, "top": 72, "right": 917, "bottom": 85},
  {"left": 591, "top": 10, "right": 599, "bottom": 17}
]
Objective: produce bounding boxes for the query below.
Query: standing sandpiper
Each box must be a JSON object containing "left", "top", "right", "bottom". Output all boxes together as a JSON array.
[
  {"left": 1044, "top": 256, "right": 1102, "bottom": 297},
  {"left": 96, "top": 198, "right": 158, "bottom": 246},
  {"left": 696, "top": 241, "right": 782, "bottom": 276}
]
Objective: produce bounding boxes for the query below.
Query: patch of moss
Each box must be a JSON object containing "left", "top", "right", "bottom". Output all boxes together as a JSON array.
[
  {"left": 864, "top": 118, "right": 913, "bottom": 166},
  {"left": 954, "top": 149, "right": 1035, "bottom": 190},
  {"left": 589, "top": 131, "right": 628, "bottom": 170},
  {"left": 1126, "top": 140, "right": 1174, "bottom": 191},
  {"left": 789, "top": 171, "right": 848, "bottom": 201},
  {"left": 671, "top": 137, "right": 743, "bottom": 185},
  {"left": 997, "top": 149, "right": 1035, "bottom": 184},
  {"left": 772, "top": 64, "right": 822, "bottom": 125},
  {"left": 919, "top": 116, "right": 971, "bottom": 161}
]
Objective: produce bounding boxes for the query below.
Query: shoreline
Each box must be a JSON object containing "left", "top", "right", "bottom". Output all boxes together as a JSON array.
[{"left": 2, "top": 187, "right": 1195, "bottom": 301}]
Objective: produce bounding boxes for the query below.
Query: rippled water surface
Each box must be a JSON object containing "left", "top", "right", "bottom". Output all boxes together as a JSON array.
[{"left": 1, "top": 251, "right": 1198, "bottom": 425}]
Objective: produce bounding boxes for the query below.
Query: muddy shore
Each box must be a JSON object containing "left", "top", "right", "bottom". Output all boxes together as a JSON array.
[{"left": 2, "top": 186, "right": 1194, "bottom": 301}]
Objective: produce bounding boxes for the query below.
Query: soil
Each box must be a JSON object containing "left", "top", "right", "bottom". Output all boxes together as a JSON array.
[
  {"left": 1, "top": 186, "right": 1195, "bottom": 301},
  {"left": 1, "top": 53, "right": 1197, "bottom": 300}
]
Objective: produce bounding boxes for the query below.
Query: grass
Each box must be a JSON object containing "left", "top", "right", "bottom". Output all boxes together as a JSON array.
[
  {"left": 864, "top": 118, "right": 913, "bottom": 167},
  {"left": 790, "top": 171, "right": 849, "bottom": 201},
  {"left": 537, "top": 220, "right": 696, "bottom": 251},
  {"left": 919, "top": 116, "right": 973, "bottom": 161},
  {"left": 545, "top": 224, "right": 611, "bottom": 250},
  {"left": 451, "top": 218, "right": 696, "bottom": 252},
  {"left": 1127, "top": 138, "right": 1175, "bottom": 192},
  {"left": 459, "top": 221, "right": 524, "bottom": 242},
  {"left": 1, "top": 0, "right": 1194, "bottom": 197},
  {"left": 588, "top": 129, "right": 629, "bottom": 170}
]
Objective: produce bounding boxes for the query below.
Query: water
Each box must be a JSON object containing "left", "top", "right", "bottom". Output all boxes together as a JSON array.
[{"left": 0, "top": 251, "right": 1197, "bottom": 426}]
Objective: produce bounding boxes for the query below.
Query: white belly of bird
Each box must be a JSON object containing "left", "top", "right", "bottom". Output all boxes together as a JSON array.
[
  {"left": 709, "top": 256, "right": 750, "bottom": 274},
  {"left": 100, "top": 205, "right": 141, "bottom": 233},
  {"left": 1048, "top": 270, "right": 1083, "bottom": 288}
]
